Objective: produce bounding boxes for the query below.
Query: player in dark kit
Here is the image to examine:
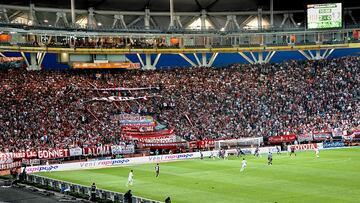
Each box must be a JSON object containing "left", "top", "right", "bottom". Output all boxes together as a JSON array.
[
  {"left": 290, "top": 146, "right": 296, "bottom": 156},
  {"left": 155, "top": 163, "right": 160, "bottom": 177},
  {"left": 254, "top": 147, "right": 260, "bottom": 157},
  {"left": 267, "top": 151, "right": 273, "bottom": 165}
]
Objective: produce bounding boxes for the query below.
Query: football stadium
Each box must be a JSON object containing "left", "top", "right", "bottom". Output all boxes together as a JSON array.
[{"left": 0, "top": 0, "right": 359, "bottom": 203}]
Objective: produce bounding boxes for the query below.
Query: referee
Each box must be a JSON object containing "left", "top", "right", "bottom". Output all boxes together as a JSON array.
[{"left": 267, "top": 151, "right": 273, "bottom": 165}]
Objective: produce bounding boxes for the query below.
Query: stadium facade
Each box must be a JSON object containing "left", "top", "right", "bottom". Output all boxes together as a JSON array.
[{"left": 0, "top": 0, "right": 360, "bottom": 70}]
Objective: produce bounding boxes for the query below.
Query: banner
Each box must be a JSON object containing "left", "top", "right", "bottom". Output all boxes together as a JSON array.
[
  {"left": 0, "top": 153, "right": 13, "bottom": 164},
  {"left": 69, "top": 148, "right": 83, "bottom": 156},
  {"left": 351, "top": 130, "right": 360, "bottom": 137},
  {"left": 332, "top": 128, "right": 343, "bottom": 138},
  {"left": 0, "top": 161, "right": 22, "bottom": 171},
  {"left": 73, "top": 62, "right": 141, "bottom": 69},
  {"left": 111, "top": 145, "right": 135, "bottom": 155},
  {"left": 92, "top": 95, "right": 159, "bottom": 102},
  {"left": 0, "top": 151, "right": 38, "bottom": 163},
  {"left": 116, "top": 114, "right": 156, "bottom": 127},
  {"left": 128, "top": 134, "right": 179, "bottom": 143},
  {"left": 196, "top": 140, "right": 215, "bottom": 149},
  {"left": 313, "top": 132, "right": 331, "bottom": 141},
  {"left": 22, "top": 159, "right": 41, "bottom": 166},
  {"left": 141, "top": 142, "right": 188, "bottom": 149},
  {"left": 38, "top": 149, "right": 70, "bottom": 159},
  {"left": 94, "top": 87, "right": 160, "bottom": 91},
  {"left": 288, "top": 143, "right": 318, "bottom": 151},
  {"left": 83, "top": 145, "right": 112, "bottom": 156},
  {"left": 124, "top": 129, "right": 174, "bottom": 136},
  {"left": 323, "top": 141, "right": 344, "bottom": 148},
  {"left": 298, "top": 132, "right": 313, "bottom": 142},
  {"left": 24, "top": 148, "right": 285, "bottom": 174},
  {"left": 268, "top": 135, "right": 297, "bottom": 144}
]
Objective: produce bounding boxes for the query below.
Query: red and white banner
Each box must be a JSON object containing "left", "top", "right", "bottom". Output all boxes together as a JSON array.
[
  {"left": 83, "top": 145, "right": 112, "bottom": 156},
  {"left": 298, "top": 132, "right": 313, "bottom": 142},
  {"left": 0, "top": 153, "right": 13, "bottom": 164},
  {"left": 92, "top": 95, "right": 159, "bottom": 102},
  {"left": 312, "top": 132, "right": 331, "bottom": 141},
  {"left": 351, "top": 130, "right": 360, "bottom": 137},
  {"left": 69, "top": 148, "right": 83, "bottom": 156},
  {"left": 332, "top": 128, "right": 344, "bottom": 137},
  {"left": 124, "top": 129, "right": 174, "bottom": 136},
  {"left": 127, "top": 134, "right": 179, "bottom": 143},
  {"left": 38, "top": 149, "right": 70, "bottom": 159},
  {"left": 268, "top": 134, "right": 297, "bottom": 144},
  {"left": 25, "top": 151, "right": 38, "bottom": 159},
  {"left": 93, "top": 86, "right": 160, "bottom": 91},
  {"left": 190, "top": 140, "right": 215, "bottom": 149},
  {"left": 0, "top": 161, "right": 22, "bottom": 171},
  {"left": 288, "top": 143, "right": 318, "bottom": 151}
]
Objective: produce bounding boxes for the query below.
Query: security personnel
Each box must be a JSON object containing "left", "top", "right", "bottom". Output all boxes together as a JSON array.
[{"left": 90, "top": 182, "right": 96, "bottom": 201}]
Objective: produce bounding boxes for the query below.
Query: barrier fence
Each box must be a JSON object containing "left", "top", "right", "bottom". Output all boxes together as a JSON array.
[{"left": 26, "top": 174, "right": 162, "bottom": 203}]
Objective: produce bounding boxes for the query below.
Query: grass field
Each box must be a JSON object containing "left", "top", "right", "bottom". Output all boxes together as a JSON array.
[{"left": 39, "top": 148, "right": 360, "bottom": 203}]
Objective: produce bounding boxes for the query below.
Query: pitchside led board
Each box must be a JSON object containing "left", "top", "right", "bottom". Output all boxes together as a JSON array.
[{"left": 307, "top": 3, "right": 342, "bottom": 29}]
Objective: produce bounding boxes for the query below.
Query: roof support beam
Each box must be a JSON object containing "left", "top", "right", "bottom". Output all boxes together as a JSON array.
[
  {"left": 70, "top": 0, "right": 75, "bottom": 25},
  {"left": 193, "top": 53, "right": 201, "bottom": 66},
  {"left": 20, "top": 52, "right": 30, "bottom": 68},
  {"left": 207, "top": 52, "right": 218, "bottom": 67},
  {"left": 152, "top": 53, "right": 161, "bottom": 68},
  {"left": 112, "top": 14, "right": 127, "bottom": 29},
  {"left": 201, "top": 10, "right": 206, "bottom": 30},
  {"left": 270, "top": 0, "right": 274, "bottom": 27},
  {"left": 29, "top": 3, "right": 37, "bottom": 25},
  {"left": 169, "top": 0, "right": 175, "bottom": 29},
  {"left": 144, "top": 8, "right": 150, "bottom": 29},
  {"left": 136, "top": 53, "right": 145, "bottom": 67},
  {"left": 0, "top": 8, "right": 9, "bottom": 23},
  {"left": 128, "top": 16, "right": 143, "bottom": 27},
  {"left": 238, "top": 52, "right": 255, "bottom": 64},
  {"left": 264, "top": 51, "right": 276, "bottom": 63},
  {"left": 179, "top": 53, "right": 197, "bottom": 67},
  {"left": 55, "top": 12, "right": 69, "bottom": 27}
]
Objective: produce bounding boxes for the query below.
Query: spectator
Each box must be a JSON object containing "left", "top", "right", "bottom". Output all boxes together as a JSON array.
[
  {"left": 124, "top": 190, "right": 132, "bottom": 203},
  {"left": 165, "top": 196, "right": 171, "bottom": 203},
  {"left": 90, "top": 182, "right": 96, "bottom": 201}
]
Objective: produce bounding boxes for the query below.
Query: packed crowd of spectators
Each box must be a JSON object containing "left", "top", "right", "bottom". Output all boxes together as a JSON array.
[{"left": 0, "top": 56, "right": 359, "bottom": 152}]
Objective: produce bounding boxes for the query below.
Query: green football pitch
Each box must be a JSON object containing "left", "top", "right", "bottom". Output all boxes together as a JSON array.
[{"left": 39, "top": 148, "right": 360, "bottom": 203}]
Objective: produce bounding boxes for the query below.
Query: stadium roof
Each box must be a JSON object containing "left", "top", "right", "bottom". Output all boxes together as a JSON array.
[{"left": 2, "top": 0, "right": 359, "bottom": 12}]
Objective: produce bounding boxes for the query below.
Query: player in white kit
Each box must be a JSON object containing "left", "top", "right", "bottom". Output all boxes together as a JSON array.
[
  {"left": 126, "top": 170, "right": 134, "bottom": 186},
  {"left": 224, "top": 150, "right": 229, "bottom": 160},
  {"left": 240, "top": 158, "right": 247, "bottom": 172},
  {"left": 315, "top": 148, "right": 320, "bottom": 158}
]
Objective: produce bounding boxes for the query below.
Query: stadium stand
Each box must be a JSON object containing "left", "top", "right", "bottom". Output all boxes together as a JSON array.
[{"left": 0, "top": 57, "right": 359, "bottom": 153}]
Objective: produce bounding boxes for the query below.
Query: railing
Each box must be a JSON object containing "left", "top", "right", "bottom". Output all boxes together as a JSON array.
[
  {"left": 25, "top": 174, "right": 162, "bottom": 203},
  {"left": 1, "top": 21, "right": 359, "bottom": 35}
]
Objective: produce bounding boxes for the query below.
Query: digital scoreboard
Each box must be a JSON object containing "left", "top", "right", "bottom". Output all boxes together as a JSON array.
[{"left": 307, "top": 3, "right": 342, "bottom": 29}]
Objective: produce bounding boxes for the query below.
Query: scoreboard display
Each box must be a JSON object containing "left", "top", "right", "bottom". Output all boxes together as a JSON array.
[{"left": 307, "top": 3, "right": 342, "bottom": 29}]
